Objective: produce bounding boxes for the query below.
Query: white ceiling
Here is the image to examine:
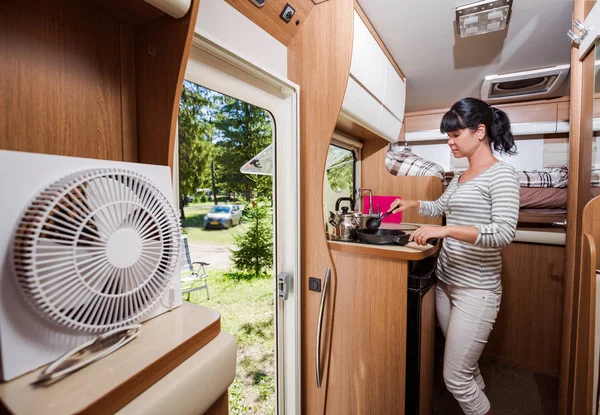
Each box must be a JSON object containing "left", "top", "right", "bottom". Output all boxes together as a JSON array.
[{"left": 357, "top": 0, "right": 574, "bottom": 112}]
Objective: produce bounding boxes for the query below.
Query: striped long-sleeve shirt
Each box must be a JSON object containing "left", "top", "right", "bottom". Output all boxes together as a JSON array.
[{"left": 419, "top": 161, "right": 520, "bottom": 291}]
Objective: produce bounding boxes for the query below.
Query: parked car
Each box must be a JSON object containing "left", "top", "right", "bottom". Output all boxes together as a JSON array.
[{"left": 203, "top": 204, "right": 243, "bottom": 229}]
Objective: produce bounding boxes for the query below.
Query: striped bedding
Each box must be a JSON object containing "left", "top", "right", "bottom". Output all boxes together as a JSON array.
[
  {"left": 385, "top": 150, "right": 444, "bottom": 180},
  {"left": 517, "top": 167, "right": 569, "bottom": 188}
]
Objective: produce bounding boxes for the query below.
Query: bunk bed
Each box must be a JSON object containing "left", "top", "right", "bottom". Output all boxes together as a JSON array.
[{"left": 444, "top": 167, "right": 600, "bottom": 229}]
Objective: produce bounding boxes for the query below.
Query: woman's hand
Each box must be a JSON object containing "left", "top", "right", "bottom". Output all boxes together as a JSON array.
[
  {"left": 409, "top": 226, "right": 448, "bottom": 246},
  {"left": 388, "top": 199, "right": 419, "bottom": 214}
]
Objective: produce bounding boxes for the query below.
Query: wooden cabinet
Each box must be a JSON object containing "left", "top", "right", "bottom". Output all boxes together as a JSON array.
[
  {"left": 484, "top": 243, "right": 565, "bottom": 376},
  {"left": 325, "top": 250, "right": 409, "bottom": 413},
  {"left": 350, "top": 10, "right": 387, "bottom": 102},
  {"left": 404, "top": 99, "right": 569, "bottom": 142},
  {"left": 322, "top": 243, "right": 438, "bottom": 414}
]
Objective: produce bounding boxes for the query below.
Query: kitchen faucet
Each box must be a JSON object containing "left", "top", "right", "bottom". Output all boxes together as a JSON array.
[{"left": 356, "top": 188, "right": 374, "bottom": 215}]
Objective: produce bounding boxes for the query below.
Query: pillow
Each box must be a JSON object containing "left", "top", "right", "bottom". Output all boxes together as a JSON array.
[
  {"left": 385, "top": 149, "right": 444, "bottom": 181},
  {"left": 592, "top": 168, "right": 600, "bottom": 187},
  {"left": 518, "top": 167, "right": 569, "bottom": 188}
]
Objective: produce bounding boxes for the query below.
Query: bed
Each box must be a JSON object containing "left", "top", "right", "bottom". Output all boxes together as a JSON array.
[{"left": 443, "top": 168, "right": 600, "bottom": 229}]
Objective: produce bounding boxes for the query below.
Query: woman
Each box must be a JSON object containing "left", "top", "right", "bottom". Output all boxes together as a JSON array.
[{"left": 389, "top": 97, "right": 520, "bottom": 414}]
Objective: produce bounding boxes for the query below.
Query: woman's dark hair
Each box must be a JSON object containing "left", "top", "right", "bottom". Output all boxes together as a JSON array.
[{"left": 440, "top": 97, "right": 516, "bottom": 155}]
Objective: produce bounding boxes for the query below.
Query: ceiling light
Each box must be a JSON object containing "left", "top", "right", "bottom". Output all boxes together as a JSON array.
[{"left": 455, "top": 0, "right": 513, "bottom": 38}]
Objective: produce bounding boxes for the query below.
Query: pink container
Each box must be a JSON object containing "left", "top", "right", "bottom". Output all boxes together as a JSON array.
[{"left": 364, "top": 196, "right": 402, "bottom": 223}]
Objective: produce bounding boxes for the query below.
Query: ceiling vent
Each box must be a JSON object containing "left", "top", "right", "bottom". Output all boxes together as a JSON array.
[{"left": 481, "top": 64, "right": 570, "bottom": 103}]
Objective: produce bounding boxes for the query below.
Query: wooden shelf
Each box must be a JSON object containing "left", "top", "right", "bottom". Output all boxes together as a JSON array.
[
  {"left": 0, "top": 0, "right": 199, "bottom": 169},
  {"left": 0, "top": 302, "right": 220, "bottom": 415}
]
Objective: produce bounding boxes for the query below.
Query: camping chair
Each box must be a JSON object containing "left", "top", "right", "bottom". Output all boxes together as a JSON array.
[{"left": 180, "top": 235, "right": 210, "bottom": 301}]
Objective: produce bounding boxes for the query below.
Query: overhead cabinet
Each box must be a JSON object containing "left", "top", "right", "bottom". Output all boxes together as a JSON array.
[
  {"left": 338, "top": 11, "right": 406, "bottom": 143},
  {"left": 404, "top": 100, "right": 571, "bottom": 142}
]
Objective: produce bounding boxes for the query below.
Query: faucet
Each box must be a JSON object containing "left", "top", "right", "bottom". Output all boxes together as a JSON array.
[{"left": 356, "top": 188, "right": 374, "bottom": 215}]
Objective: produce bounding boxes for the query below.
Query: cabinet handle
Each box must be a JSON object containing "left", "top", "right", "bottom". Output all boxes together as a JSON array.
[{"left": 316, "top": 267, "right": 331, "bottom": 388}]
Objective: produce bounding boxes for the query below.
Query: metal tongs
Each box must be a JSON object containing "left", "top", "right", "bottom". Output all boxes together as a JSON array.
[{"left": 31, "top": 324, "right": 142, "bottom": 386}]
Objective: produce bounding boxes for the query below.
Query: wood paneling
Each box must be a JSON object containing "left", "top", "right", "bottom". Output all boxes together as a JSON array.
[
  {"left": 594, "top": 97, "right": 600, "bottom": 119},
  {"left": 558, "top": 101, "right": 570, "bottom": 123},
  {"left": 0, "top": 0, "right": 197, "bottom": 169},
  {"left": 327, "top": 250, "right": 409, "bottom": 413},
  {"left": 498, "top": 102, "right": 558, "bottom": 124},
  {"left": 225, "top": 0, "right": 314, "bottom": 46},
  {"left": 136, "top": 0, "right": 200, "bottom": 168},
  {"left": 560, "top": 1, "right": 596, "bottom": 411},
  {"left": 336, "top": 116, "right": 387, "bottom": 142},
  {"left": 570, "top": 196, "right": 600, "bottom": 413},
  {"left": 120, "top": 23, "right": 139, "bottom": 163},
  {"left": 583, "top": 196, "right": 600, "bottom": 265},
  {"left": 405, "top": 100, "right": 562, "bottom": 133},
  {"left": 360, "top": 138, "right": 444, "bottom": 225},
  {"left": 353, "top": 0, "right": 405, "bottom": 81},
  {"left": 571, "top": 233, "right": 597, "bottom": 415},
  {"left": 204, "top": 391, "right": 229, "bottom": 415},
  {"left": 484, "top": 242, "right": 564, "bottom": 377},
  {"left": 0, "top": 0, "right": 125, "bottom": 161},
  {"left": 0, "top": 302, "right": 221, "bottom": 414},
  {"left": 287, "top": 1, "right": 354, "bottom": 413},
  {"left": 83, "top": 0, "right": 166, "bottom": 26},
  {"left": 328, "top": 240, "right": 438, "bottom": 261},
  {"left": 420, "top": 286, "right": 435, "bottom": 415}
]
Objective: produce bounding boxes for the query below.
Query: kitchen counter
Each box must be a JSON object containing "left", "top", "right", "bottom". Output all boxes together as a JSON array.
[
  {"left": 327, "top": 223, "right": 440, "bottom": 260},
  {"left": 328, "top": 240, "right": 438, "bottom": 260}
]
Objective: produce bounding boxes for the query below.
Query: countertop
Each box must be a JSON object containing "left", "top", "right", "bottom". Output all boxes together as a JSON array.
[
  {"left": 0, "top": 302, "right": 221, "bottom": 415},
  {"left": 328, "top": 223, "right": 440, "bottom": 261}
]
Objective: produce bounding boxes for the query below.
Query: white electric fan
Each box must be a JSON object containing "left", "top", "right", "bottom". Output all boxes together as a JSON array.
[{"left": 0, "top": 150, "right": 182, "bottom": 381}]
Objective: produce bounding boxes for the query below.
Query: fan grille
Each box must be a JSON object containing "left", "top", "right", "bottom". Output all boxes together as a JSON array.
[{"left": 12, "top": 169, "right": 181, "bottom": 333}]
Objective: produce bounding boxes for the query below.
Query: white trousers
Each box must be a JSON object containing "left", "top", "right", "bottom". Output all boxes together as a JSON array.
[{"left": 436, "top": 281, "right": 502, "bottom": 415}]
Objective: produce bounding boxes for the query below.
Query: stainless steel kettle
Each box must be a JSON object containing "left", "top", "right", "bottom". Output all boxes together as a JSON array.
[{"left": 335, "top": 206, "right": 359, "bottom": 240}]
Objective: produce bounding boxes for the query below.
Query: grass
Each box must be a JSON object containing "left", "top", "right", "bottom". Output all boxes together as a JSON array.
[
  {"left": 187, "top": 271, "right": 275, "bottom": 415},
  {"left": 182, "top": 202, "right": 249, "bottom": 245}
]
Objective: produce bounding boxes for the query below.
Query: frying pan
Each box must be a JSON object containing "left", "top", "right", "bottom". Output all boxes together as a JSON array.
[{"left": 357, "top": 229, "right": 437, "bottom": 246}]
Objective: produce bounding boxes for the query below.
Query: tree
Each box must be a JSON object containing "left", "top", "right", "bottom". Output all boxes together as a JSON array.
[
  {"left": 326, "top": 146, "right": 355, "bottom": 194},
  {"left": 230, "top": 202, "right": 273, "bottom": 278},
  {"left": 214, "top": 98, "right": 273, "bottom": 202},
  {"left": 178, "top": 81, "right": 217, "bottom": 219}
]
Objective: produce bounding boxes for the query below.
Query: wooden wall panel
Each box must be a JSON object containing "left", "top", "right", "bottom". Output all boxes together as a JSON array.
[
  {"left": 0, "top": 0, "right": 126, "bottom": 161},
  {"left": 225, "top": 0, "right": 314, "bottom": 46},
  {"left": 120, "top": 23, "right": 139, "bottom": 163},
  {"left": 484, "top": 242, "right": 564, "bottom": 376},
  {"left": 571, "top": 233, "right": 597, "bottom": 415},
  {"left": 360, "top": 138, "right": 444, "bottom": 225},
  {"left": 135, "top": 0, "right": 200, "bottom": 168},
  {"left": 571, "top": 196, "right": 600, "bottom": 413},
  {"left": 288, "top": 1, "right": 354, "bottom": 413},
  {"left": 560, "top": 0, "right": 596, "bottom": 410},
  {"left": 404, "top": 97, "right": 569, "bottom": 133}
]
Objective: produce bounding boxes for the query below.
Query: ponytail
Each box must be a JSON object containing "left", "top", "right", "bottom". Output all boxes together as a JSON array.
[
  {"left": 440, "top": 97, "right": 517, "bottom": 155},
  {"left": 490, "top": 107, "right": 516, "bottom": 154}
]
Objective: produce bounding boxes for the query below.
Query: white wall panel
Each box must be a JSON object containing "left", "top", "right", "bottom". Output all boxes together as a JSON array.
[
  {"left": 195, "top": 0, "right": 287, "bottom": 78},
  {"left": 411, "top": 144, "right": 450, "bottom": 171}
]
